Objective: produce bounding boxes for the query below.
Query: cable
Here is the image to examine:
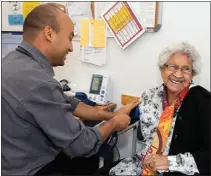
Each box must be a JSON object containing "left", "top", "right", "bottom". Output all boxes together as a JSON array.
[
  {"left": 114, "top": 146, "right": 120, "bottom": 161},
  {"left": 105, "top": 101, "right": 112, "bottom": 112},
  {"left": 106, "top": 102, "right": 120, "bottom": 161},
  {"left": 107, "top": 105, "right": 112, "bottom": 112}
]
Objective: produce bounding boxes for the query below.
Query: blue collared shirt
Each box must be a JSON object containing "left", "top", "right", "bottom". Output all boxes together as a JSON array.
[{"left": 2, "top": 40, "right": 102, "bottom": 175}]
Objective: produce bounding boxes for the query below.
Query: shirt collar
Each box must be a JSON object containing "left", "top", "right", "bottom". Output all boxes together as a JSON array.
[{"left": 19, "top": 40, "right": 55, "bottom": 77}]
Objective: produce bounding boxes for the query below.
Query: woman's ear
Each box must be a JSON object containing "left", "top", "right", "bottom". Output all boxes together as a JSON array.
[{"left": 190, "top": 74, "right": 194, "bottom": 84}]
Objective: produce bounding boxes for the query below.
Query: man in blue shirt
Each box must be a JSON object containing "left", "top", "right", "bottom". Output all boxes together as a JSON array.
[{"left": 2, "top": 3, "right": 140, "bottom": 175}]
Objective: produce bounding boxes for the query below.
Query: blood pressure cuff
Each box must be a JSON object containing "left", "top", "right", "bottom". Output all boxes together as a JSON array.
[
  {"left": 129, "top": 106, "right": 144, "bottom": 141},
  {"left": 129, "top": 106, "right": 141, "bottom": 124},
  {"left": 75, "top": 92, "right": 96, "bottom": 106}
]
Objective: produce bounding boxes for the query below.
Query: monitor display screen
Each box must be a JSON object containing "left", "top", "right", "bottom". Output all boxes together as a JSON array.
[{"left": 89, "top": 75, "right": 103, "bottom": 94}]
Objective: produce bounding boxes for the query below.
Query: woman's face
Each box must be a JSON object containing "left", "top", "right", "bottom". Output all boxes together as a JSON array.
[{"left": 160, "top": 53, "right": 194, "bottom": 95}]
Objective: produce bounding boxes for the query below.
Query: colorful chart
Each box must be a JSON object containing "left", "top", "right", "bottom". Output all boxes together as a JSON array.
[{"left": 101, "top": 2, "right": 146, "bottom": 49}]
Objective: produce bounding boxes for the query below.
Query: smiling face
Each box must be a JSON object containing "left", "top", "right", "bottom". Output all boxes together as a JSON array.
[{"left": 160, "top": 53, "right": 194, "bottom": 95}]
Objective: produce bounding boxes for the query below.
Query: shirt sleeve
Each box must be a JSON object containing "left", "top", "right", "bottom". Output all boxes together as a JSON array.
[
  {"left": 21, "top": 81, "right": 103, "bottom": 158},
  {"left": 63, "top": 93, "right": 81, "bottom": 111},
  {"left": 167, "top": 153, "right": 199, "bottom": 175}
]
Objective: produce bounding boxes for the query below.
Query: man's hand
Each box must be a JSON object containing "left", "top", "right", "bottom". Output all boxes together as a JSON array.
[
  {"left": 97, "top": 114, "right": 131, "bottom": 142},
  {"left": 142, "top": 154, "right": 168, "bottom": 171},
  {"left": 112, "top": 114, "right": 131, "bottom": 132},
  {"left": 114, "top": 99, "right": 141, "bottom": 116}
]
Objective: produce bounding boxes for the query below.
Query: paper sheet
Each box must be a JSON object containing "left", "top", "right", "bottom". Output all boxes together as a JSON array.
[
  {"left": 80, "top": 19, "right": 106, "bottom": 48},
  {"left": 94, "top": 2, "right": 113, "bottom": 37},
  {"left": 67, "top": 2, "right": 92, "bottom": 36},
  {"left": 80, "top": 19, "right": 90, "bottom": 46},
  {"left": 8, "top": 1, "right": 22, "bottom": 14},
  {"left": 139, "top": 2, "right": 157, "bottom": 28},
  {"left": 80, "top": 46, "right": 106, "bottom": 66},
  {"left": 93, "top": 19, "right": 106, "bottom": 47},
  {"left": 23, "top": 2, "right": 40, "bottom": 19}
]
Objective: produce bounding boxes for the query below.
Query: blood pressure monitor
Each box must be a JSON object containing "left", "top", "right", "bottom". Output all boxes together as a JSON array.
[{"left": 88, "top": 74, "right": 111, "bottom": 105}]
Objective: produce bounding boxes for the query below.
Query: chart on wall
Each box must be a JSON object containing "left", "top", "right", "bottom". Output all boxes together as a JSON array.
[{"left": 101, "top": 2, "right": 146, "bottom": 49}]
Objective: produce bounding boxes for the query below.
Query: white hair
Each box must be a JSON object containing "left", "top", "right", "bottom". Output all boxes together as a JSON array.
[{"left": 157, "top": 42, "right": 201, "bottom": 76}]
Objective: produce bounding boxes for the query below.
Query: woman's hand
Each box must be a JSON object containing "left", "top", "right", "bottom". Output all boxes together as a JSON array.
[
  {"left": 114, "top": 99, "right": 141, "bottom": 116},
  {"left": 142, "top": 154, "right": 168, "bottom": 171}
]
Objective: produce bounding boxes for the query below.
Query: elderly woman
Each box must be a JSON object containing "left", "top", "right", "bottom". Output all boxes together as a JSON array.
[{"left": 95, "top": 42, "right": 210, "bottom": 176}]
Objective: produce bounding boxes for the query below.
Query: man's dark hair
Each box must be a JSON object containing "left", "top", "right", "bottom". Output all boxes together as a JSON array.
[{"left": 23, "top": 3, "right": 65, "bottom": 40}]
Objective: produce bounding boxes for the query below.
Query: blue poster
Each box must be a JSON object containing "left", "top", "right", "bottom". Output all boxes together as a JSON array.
[{"left": 8, "top": 14, "right": 23, "bottom": 25}]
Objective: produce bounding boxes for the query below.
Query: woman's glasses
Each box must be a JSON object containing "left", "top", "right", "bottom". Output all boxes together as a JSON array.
[{"left": 164, "top": 64, "right": 193, "bottom": 75}]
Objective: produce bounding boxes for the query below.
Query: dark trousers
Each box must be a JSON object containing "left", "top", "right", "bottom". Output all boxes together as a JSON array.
[
  {"left": 35, "top": 152, "right": 100, "bottom": 175},
  {"left": 35, "top": 151, "right": 116, "bottom": 175}
]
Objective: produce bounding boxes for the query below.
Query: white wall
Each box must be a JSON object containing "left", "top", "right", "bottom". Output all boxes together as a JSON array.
[{"left": 54, "top": 2, "right": 210, "bottom": 108}]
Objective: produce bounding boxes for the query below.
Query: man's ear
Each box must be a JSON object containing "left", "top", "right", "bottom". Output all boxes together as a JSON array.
[{"left": 44, "top": 25, "right": 54, "bottom": 42}]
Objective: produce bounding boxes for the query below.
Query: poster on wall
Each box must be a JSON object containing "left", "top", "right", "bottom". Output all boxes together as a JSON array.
[
  {"left": 7, "top": 2, "right": 23, "bottom": 25},
  {"left": 101, "top": 2, "right": 146, "bottom": 49}
]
